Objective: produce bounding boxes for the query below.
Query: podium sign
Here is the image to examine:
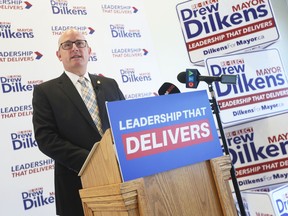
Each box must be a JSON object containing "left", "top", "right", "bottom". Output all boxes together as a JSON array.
[{"left": 106, "top": 91, "right": 223, "bottom": 181}]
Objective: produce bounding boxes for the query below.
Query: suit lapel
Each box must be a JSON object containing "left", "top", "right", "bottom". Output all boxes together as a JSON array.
[{"left": 57, "top": 73, "right": 98, "bottom": 131}]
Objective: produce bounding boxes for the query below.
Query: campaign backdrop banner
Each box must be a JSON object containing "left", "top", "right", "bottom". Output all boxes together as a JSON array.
[
  {"left": 206, "top": 49, "right": 288, "bottom": 126},
  {"left": 176, "top": 0, "right": 279, "bottom": 64},
  {"left": 106, "top": 91, "right": 223, "bottom": 181},
  {"left": 0, "top": 1, "right": 165, "bottom": 215}
]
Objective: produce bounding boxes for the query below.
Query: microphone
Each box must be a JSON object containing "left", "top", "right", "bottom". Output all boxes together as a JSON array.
[
  {"left": 158, "top": 82, "right": 180, "bottom": 95},
  {"left": 177, "top": 69, "right": 237, "bottom": 88},
  {"left": 177, "top": 71, "right": 188, "bottom": 83}
]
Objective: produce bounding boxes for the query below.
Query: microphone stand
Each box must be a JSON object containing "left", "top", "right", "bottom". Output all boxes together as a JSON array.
[{"left": 206, "top": 82, "right": 246, "bottom": 216}]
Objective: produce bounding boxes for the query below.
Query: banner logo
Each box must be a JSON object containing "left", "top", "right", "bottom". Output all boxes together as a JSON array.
[
  {"left": 206, "top": 49, "right": 288, "bottom": 124},
  {"left": 89, "top": 52, "right": 97, "bottom": 62},
  {"left": 276, "top": 192, "right": 288, "bottom": 215},
  {"left": 22, "top": 187, "right": 55, "bottom": 210},
  {"left": 50, "top": 0, "right": 87, "bottom": 15},
  {"left": 51, "top": 26, "right": 94, "bottom": 36},
  {"left": 124, "top": 92, "right": 153, "bottom": 99},
  {"left": 226, "top": 127, "right": 288, "bottom": 180},
  {"left": 0, "top": 1, "right": 32, "bottom": 10},
  {"left": 10, "top": 130, "right": 37, "bottom": 151},
  {"left": 0, "top": 22, "right": 34, "bottom": 38},
  {"left": 107, "top": 91, "right": 222, "bottom": 181},
  {"left": 110, "top": 24, "right": 141, "bottom": 38},
  {"left": 0, "top": 51, "right": 43, "bottom": 62},
  {"left": 120, "top": 68, "right": 152, "bottom": 83},
  {"left": 177, "top": 0, "right": 279, "bottom": 63},
  {"left": 112, "top": 48, "right": 148, "bottom": 58},
  {"left": 0, "top": 104, "right": 33, "bottom": 119},
  {"left": 0, "top": 75, "right": 42, "bottom": 94},
  {"left": 101, "top": 4, "right": 139, "bottom": 14},
  {"left": 122, "top": 119, "right": 213, "bottom": 160},
  {"left": 11, "top": 159, "right": 54, "bottom": 178}
]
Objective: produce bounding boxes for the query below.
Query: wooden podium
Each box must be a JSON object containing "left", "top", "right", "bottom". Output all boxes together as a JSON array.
[{"left": 78, "top": 129, "right": 237, "bottom": 216}]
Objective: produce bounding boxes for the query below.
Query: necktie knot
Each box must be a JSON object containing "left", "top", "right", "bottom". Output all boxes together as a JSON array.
[{"left": 78, "top": 76, "right": 87, "bottom": 87}]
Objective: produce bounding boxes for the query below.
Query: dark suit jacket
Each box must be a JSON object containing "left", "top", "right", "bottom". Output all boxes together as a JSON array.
[{"left": 32, "top": 72, "right": 125, "bottom": 216}]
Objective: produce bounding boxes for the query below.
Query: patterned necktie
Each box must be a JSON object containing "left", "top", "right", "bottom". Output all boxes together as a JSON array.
[{"left": 78, "top": 77, "right": 103, "bottom": 136}]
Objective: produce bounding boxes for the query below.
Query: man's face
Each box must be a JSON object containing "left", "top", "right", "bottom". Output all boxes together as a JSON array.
[{"left": 56, "top": 30, "right": 91, "bottom": 75}]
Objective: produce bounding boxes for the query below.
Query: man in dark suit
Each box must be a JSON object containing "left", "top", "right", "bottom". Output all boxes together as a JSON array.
[{"left": 32, "top": 29, "right": 125, "bottom": 216}]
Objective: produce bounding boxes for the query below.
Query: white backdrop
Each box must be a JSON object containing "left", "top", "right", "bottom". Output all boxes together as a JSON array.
[{"left": 1, "top": 0, "right": 288, "bottom": 215}]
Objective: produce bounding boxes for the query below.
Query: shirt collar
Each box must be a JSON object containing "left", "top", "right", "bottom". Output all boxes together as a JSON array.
[{"left": 65, "top": 71, "right": 91, "bottom": 84}]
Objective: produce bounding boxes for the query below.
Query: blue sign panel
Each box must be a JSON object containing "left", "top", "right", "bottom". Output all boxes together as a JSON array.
[{"left": 106, "top": 90, "right": 223, "bottom": 181}]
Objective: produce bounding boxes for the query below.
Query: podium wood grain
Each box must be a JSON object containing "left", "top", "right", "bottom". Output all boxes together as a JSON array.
[{"left": 79, "top": 129, "right": 237, "bottom": 216}]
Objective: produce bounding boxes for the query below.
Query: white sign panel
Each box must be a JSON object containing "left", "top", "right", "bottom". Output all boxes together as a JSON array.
[
  {"left": 176, "top": 0, "right": 279, "bottom": 64},
  {"left": 206, "top": 49, "right": 288, "bottom": 126},
  {"left": 225, "top": 113, "right": 288, "bottom": 191},
  {"left": 241, "top": 184, "right": 288, "bottom": 215}
]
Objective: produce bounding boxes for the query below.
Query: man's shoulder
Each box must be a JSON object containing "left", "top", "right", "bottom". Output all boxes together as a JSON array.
[
  {"left": 38, "top": 73, "right": 66, "bottom": 88},
  {"left": 90, "top": 74, "right": 115, "bottom": 83}
]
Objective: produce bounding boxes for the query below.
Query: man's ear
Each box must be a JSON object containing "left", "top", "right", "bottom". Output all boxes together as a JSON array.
[{"left": 56, "top": 50, "right": 62, "bottom": 61}]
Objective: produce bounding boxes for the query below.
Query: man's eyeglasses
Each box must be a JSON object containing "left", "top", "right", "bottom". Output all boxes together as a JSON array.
[{"left": 59, "top": 40, "right": 87, "bottom": 50}]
